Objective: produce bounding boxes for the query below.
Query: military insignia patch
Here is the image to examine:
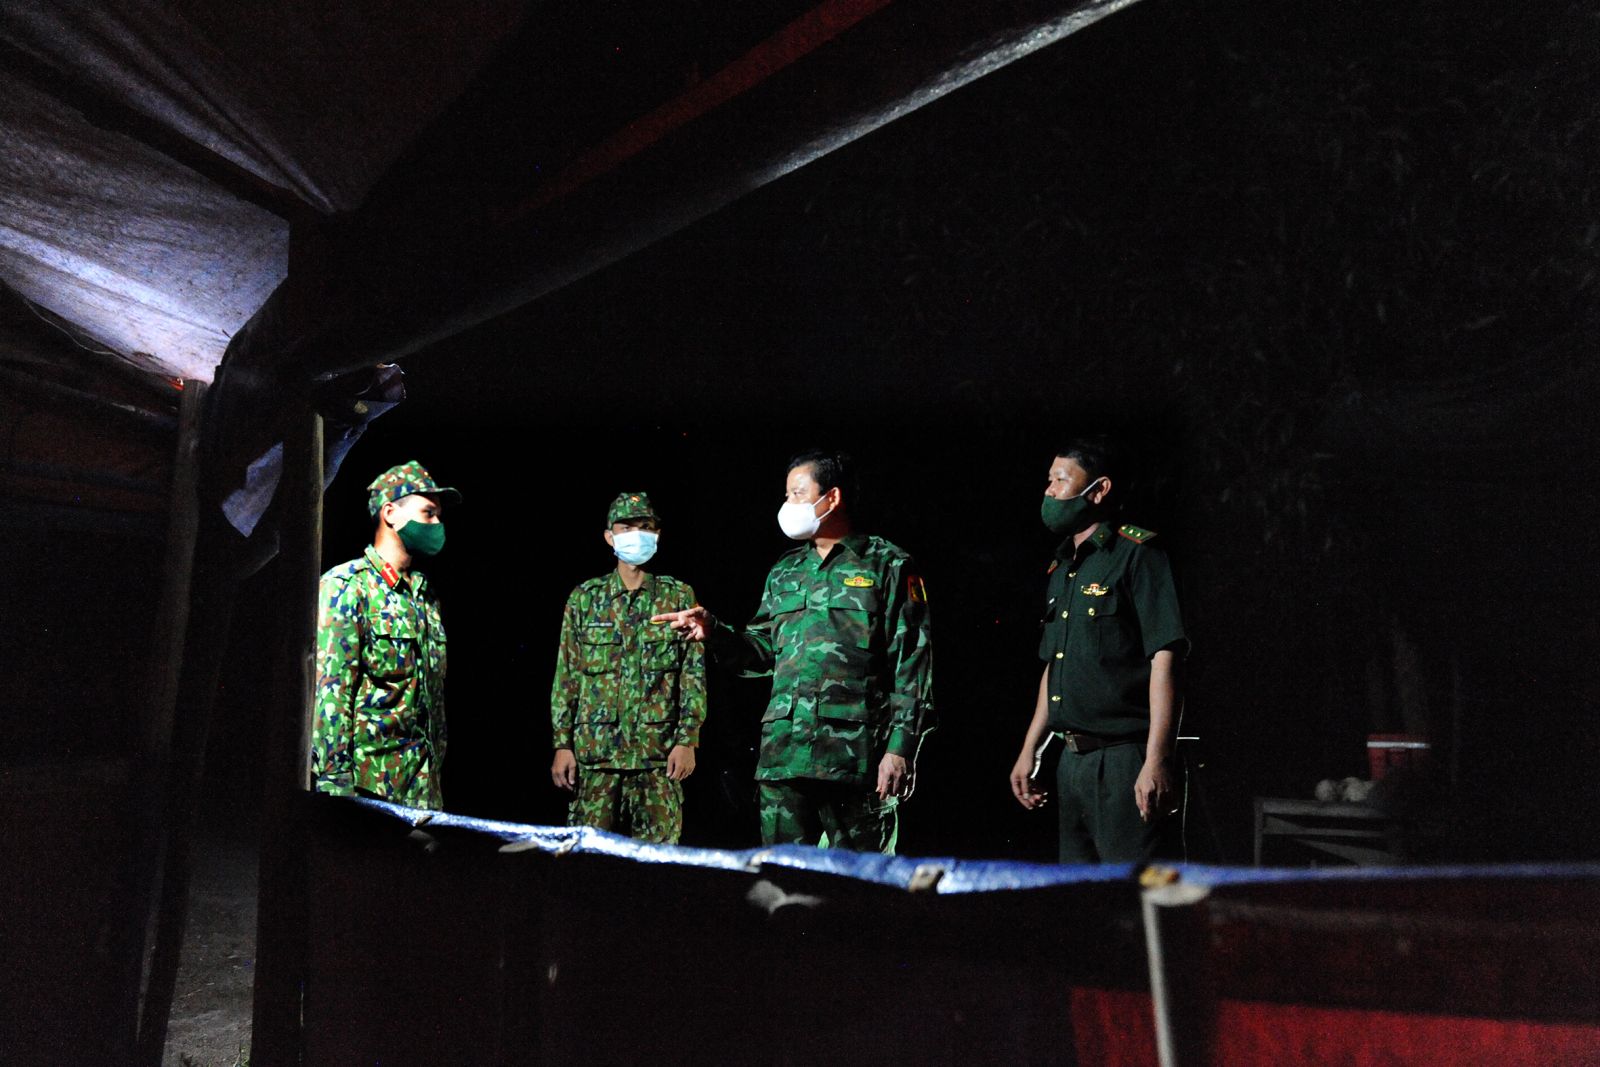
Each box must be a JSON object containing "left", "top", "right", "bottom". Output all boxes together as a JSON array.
[
  {"left": 1081, "top": 583, "right": 1110, "bottom": 597},
  {"left": 907, "top": 575, "right": 928, "bottom": 603},
  {"left": 1118, "top": 524, "right": 1156, "bottom": 543},
  {"left": 843, "top": 576, "right": 875, "bottom": 588},
  {"left": 1047, "top": 561, "right": 1059, "bottom": 575}
]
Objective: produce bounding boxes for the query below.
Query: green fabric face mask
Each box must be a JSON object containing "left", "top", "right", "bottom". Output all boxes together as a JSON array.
[
  {"left": 397, "top": 519, "right": 446, "bottom": 557},
  {"left": 1040, "top": 479, "right": 1104, "bottom": 536}
]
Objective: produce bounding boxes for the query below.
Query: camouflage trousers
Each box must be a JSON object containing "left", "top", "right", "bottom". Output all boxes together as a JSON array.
[
  {"left": 757, "top": 779, "right": 898, "bottom": 853},
  {"left": 569, "top": 766, "right": 684, "bottom": 844}
]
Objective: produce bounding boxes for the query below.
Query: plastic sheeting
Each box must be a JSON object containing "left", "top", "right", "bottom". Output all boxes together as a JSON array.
[
  {"left": 295, "top": 798, "right": 1600, "bottom": 1066},
  {"left": 357, "top": 796, "right": 1145, "bottom": 892},
  {"left": 0, "top": 1, "right": 524, "bottom": 380},
  {"left": 307, "top": 797, "right": 1157, "bottom": 1065},
  {"left": 0, "top": 69, "right": 287, "bottom": 381}
]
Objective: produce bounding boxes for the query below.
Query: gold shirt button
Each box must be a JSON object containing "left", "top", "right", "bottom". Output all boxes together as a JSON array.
[
  {"left": 1050, "top": 695, "right": 1060, "bottom": 702},
  {"left": 1055, "top": 652, "right": 1064, "bottom": 659},
  {"left": 1061, "top": 610, "right": 1069, "bottom": 618},
  {"left": 1087, "top": 607, "right": 1096, "bottom": 617}
]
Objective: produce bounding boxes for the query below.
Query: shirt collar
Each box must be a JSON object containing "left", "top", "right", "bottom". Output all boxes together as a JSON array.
[
  {"left": 606, "top": 567, "right": 653, "bottom": 599},
  {"left": 364, "top": 543, "right": 424, "bottom": 593},
  {"left": 814, "top": 531, "right": 868, "bottom": 566},
  {"left": 1056, "top": 522, "right": 1114, "bottom": 562}
]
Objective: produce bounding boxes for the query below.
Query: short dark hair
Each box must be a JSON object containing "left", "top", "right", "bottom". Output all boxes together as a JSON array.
[
  {"left": 787, "top": 448, "right": 859, "bottom": 510},
  {"left": 1055, "top": 435, "right": 1121, "bottom": 484}
]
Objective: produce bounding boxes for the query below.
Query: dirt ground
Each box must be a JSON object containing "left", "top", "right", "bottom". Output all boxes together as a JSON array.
[{"left": 161, "top": 829, "right": 257, "bottom": 1067}]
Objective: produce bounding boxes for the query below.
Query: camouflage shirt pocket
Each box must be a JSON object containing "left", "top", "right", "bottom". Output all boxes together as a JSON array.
[
  {"left": 824, "top": 586, "right": 879, "bottom": 671},
  {"left": 579, "top": 623, "right": 619, "bottom": 673},
  {"left": 641, "top": 626, "right": 682, "bottom": 672},
  {"left": 770, "top": 586, "right": 807, "bottom": 644},
  {"left": 816, "top": 698, "right": 873, "bottom": 723},
  {"left": 364, "top": 616, "right": 417, "bottom": 681}
]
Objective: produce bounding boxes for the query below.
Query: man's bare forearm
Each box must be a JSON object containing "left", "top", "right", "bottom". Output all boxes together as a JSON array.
[
  {"left": 1020, "top": 664, "right": 1053, "bottom": 756},
  {"left": 1146, "top": 649, "right": 1179, "bottom": 762}
]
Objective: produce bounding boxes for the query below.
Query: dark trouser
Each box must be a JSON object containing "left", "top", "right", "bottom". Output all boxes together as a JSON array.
[
  {"left": 757, "top": 779, "right": 899, "bottom": 853},
  {"left": 1055, "top": 742, "right": 1182, "bottom": 864}
]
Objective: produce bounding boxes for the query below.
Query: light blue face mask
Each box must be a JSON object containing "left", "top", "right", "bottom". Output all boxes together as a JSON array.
[{"left": 612, "top": 529, "right": 658, "bottom": 565}]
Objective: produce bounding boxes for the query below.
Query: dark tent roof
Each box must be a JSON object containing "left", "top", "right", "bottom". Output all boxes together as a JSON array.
[
  {"left": 0, "top": 0, "right": 524, "bottom": 381},
  {"left": 0, "top": 0, "right": 1136, "bottom": 388}
]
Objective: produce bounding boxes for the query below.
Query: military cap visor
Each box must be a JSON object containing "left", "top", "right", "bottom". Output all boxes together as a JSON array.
[{"left": 367, "top": 461, "right": 461, "bottom": 517}]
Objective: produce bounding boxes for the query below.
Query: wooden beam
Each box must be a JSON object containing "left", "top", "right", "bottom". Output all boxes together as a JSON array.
[{"left": 0, "top": 362, "right": 177, "bottom": 433}]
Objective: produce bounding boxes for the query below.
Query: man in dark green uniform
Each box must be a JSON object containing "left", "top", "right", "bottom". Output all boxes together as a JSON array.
[
  {"left": 1009, "top": 438, "right": 1188, "bottom": 863},
  {"left": 312, "top": 460, "right": 459, "bottom": 810},
  {"left": 550, "top": 492, "right": 706, "bottom": 844},
  {"left": 653, "top": 450, "right": 933, "bottom": 852}
]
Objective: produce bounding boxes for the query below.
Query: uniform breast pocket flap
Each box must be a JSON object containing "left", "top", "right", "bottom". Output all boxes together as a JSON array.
[
  {"left": 579, "top": 623, "right": 619, "bottom": 673},
  {"left": 817, "top": 698, "right": 873, "bottom": 723},
  {"left": 642, "top": 627, "right": 682, "bottom": 671},
  {"left": 365, "top": 618, "right": 417, "bottom": 679},
  {"left": 834, "top": 583, "right": 882, "bottom": 615},
  {"left": 1078, "top": 584, "right": 1118, "bottom": 619}
]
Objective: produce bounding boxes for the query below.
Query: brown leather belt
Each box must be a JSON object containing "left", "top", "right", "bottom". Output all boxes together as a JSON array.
[{"left": 1060, "top": 730, "right": 1145, "bottom": 754}]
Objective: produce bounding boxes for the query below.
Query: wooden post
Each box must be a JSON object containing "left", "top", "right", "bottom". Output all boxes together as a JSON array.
[
  {"left": 251, "top": 404, "right": 323, "bottom": 1065},
  {"left": 135, "top": 406, "right": 255, "bottom": 1066},
  {"left": 1142, "top": 881, "right": 1217, "bottom": 1067},
  {"left": 143, "top": 381, "right": 206, "bottom": 765},
  {"left": 113, "top": 379, "right": 204, "bottom": 1053}
]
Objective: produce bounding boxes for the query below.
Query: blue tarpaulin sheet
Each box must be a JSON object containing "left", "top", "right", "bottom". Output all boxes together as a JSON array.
[{"left": 350, "top": 795, "right": 1600, "bottom": 892}]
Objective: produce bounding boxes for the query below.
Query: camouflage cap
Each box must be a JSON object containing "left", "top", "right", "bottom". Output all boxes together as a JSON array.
[
  {"left": 366, "top": 460, "right": 462, "bottom": 517},
  {"left": 607, "top": 490, "right": 659, "bottom": 526}
]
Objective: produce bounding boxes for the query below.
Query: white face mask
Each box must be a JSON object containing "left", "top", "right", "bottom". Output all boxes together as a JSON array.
[
  {"left": 777, "top": 494, "right": 835, "bottom": 541},
  {"left": 611, "top": 530, "right": 658, "bottom": 565}
]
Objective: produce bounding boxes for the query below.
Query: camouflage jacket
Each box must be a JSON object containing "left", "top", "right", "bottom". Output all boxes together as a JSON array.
[
  {"left": 311, "top": 545, "right": 447, "bottom": 810},
  {"left": 710, "top": 533, "right": 934, "bottom": 785},
  {"left": 551, "top": 570, "right": 707, "bottom": 769}
]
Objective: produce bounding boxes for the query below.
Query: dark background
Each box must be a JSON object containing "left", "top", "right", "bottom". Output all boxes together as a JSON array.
[{"left": 24, "top": 0, "right": 1597, "bottom": 864}]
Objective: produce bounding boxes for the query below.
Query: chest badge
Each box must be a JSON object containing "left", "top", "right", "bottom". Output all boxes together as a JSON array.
[
  {"left": 1081, "top": 583, "right": 1110, "bottom": 597},
  {"left": 843, "top": 575, "right": 875, "bottom": 588}
]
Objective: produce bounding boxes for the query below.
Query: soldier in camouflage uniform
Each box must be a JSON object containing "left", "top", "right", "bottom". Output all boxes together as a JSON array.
[
  {"left": 654, "top": 450, "right": 933, "bottom": 853},
  {"left": 550, "top": 491, "right": 706, "bottom": 844},
  {"left": 312, "top": 461, "right": 460, "bottom": 810}
]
